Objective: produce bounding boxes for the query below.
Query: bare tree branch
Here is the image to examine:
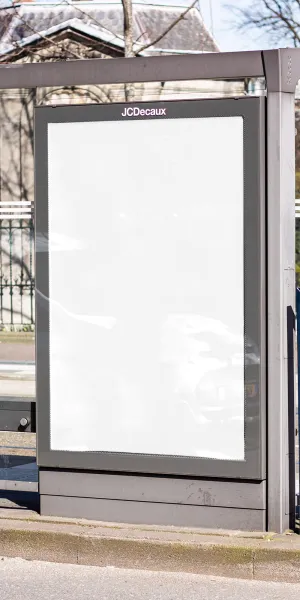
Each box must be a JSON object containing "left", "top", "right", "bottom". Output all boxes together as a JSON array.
[
  {"left": 227, "top": 0, "right": 300, "bottom": 47},
  {"left": 121, "top": 0, "right": 135, "bottom": 100},
  {"left": 0, "top": 0, "right": 127, "bottom": 55},
  {"left": 66, "top": 0, "right": 126, "bottom": 50},
  {"left": 5, "top": 4, "right": 84, "bottom": 60},
  {"left": 263, "top": 0, "right": 300, "bottom": 45},
  {"left": 121, "top": 0, "right": 134, "bottom": 57},
  {"left": 0, "top": 0, "right": 127, "bottom": 56},
  {"left": 135, "top": 0, "right": 198, "bottom": 55}
]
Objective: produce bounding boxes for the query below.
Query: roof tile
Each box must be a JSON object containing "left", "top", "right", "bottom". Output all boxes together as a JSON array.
[{"left": 0, "top": 2, "right": 218, "bottom": 54}]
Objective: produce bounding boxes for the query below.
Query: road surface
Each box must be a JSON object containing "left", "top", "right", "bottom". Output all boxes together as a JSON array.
[{"left": 1, "top": 559, "right": 300, "bottom": 600}]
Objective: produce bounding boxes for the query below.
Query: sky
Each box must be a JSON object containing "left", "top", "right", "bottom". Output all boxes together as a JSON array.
[
  {"left": 199, "top": 0, "right": 273, "bottom": 51},
  {"left": 138, "top": 0, "right": 280, "bottom": 51}
]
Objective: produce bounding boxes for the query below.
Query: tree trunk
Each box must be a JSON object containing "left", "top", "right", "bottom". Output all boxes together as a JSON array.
[{"left": 121, "top": 0, "right": 135, "bottom": 101}]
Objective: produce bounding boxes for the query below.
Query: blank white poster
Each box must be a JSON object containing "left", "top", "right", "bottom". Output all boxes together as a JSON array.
[{"left": 48, "top": 113, "right": 245, "bottom": 461}]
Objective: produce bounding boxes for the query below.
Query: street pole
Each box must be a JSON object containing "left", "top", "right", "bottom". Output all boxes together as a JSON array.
[{"left": 266, "top": 83, "right": 296, "bottom": 532}]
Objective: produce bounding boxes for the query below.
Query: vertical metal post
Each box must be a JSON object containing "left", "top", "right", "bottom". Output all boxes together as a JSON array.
[
  {"left": 297, "top": 288, "right": 300, "bottom": 514},
  {"left": 20, "top": 219, "right": 24, "bottom": 324},
  {"left": 30, "top": 217, "right": 34, "bottom": 325},
  {"left": 267, "top": 90, "right": 296, "bottom": 532},
  {"left": 9, "top": 220, "right": 13, "bottom": 328}
]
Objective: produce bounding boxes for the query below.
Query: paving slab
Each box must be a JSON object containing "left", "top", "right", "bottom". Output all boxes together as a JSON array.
[{"left": 0, "top": 337, "right": 35, "bottom": 363}]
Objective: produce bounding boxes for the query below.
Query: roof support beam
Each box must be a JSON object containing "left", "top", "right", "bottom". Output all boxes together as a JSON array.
[{"left": 0, "top": 51, "right": 264, "bottom": 89}]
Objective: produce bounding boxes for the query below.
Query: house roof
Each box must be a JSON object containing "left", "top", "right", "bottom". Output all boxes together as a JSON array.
[
  {"left": 0, "top": 1, "right": 219, "bottom": 58},
  {"left": 0, "top": 16, "right": 127, "bottom": 56}
]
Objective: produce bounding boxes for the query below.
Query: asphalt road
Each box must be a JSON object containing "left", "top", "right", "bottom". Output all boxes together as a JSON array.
[{"left": 1, "top": 559, "right": 300, "bottom": 600}]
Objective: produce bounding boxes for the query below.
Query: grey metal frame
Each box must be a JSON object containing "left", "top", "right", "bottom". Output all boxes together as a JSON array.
[
  {"left": 0, "top": 46, "right": 297, "bottom": 531},
  {"left": 264, "top": 59, "right": 297, "bottom": 532},
  {"left": 35, "top": 96, "right": 266, "bottom": 480},
  {"left": 0, "top": 52, "right": 264, "bottom": 89},
  {"left": 0, "top": 48, "right": 297, "bottom": 92},
  {"left": 39, "top": 470, "right": 266, "bottom": 531}
]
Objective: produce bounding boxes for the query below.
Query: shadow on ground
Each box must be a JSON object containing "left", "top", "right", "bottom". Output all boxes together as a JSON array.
[
  {"left": 0, "top": 489, "right": 39, "bottom": 511},
  {"left": 0, "top": 455, "right": 36, "bottom": 468}
]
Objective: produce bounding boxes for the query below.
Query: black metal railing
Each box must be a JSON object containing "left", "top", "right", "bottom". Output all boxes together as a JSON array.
[{"left": 0, "top": 205, "right": 35, "bottom": 328}]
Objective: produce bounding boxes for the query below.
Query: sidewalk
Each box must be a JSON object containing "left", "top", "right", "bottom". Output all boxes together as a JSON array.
[
  {"left": 0, "top": 335, "right": 34, "bottom": 363},
  {"left": 0, "top": 507, "right": 300, "bottom": 583},
  {"left": 0, "top": 353, "right": 35, "bottom": 398}
]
